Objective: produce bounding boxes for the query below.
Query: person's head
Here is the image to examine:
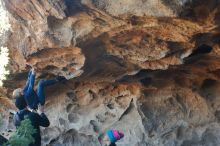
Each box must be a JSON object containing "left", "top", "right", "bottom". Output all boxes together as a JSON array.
[
  {"left": 12, "top": 88, "right": 23, "bottom": 99},
  {"left": 15, "top": 96, "right": 27, "bottom": 110},
  {"left": 106, "top": 130, "right": 124, "bottom": 143},
  {"left": 13, "top": 88, "right": 26, "bottom": 110}
]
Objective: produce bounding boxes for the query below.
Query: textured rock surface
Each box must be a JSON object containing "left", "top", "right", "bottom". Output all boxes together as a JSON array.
[
  {"left": 1, "top": 0, "right": 220, "bottom": 146},
  {"left": 82, "top": 0, "right": 190, "bottom": 17}
]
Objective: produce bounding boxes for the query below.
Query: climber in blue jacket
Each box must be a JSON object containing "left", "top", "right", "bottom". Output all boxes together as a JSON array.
[
  {"left": 12, "top": 67, "right": 66, "bottom": 146},
  {"left": 13, "top": 67, "right": 66, "bottom": 110}
]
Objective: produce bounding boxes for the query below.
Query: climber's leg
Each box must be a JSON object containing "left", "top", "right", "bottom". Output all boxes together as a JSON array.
[
  {"left": 36, "top": 79, "right": 56, "bottom": 105},
  {"left": 36, "top": 76, "right": 66, "bottom": 105}
]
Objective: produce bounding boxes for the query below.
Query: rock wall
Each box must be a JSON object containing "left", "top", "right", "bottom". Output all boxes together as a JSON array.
[{"left": 1, "top": 0, "right": 220, "bottom": 146}]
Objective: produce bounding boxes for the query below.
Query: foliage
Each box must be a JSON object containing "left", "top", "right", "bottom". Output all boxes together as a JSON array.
[
  {"left": 4, "top": 118, "right": 36, "bottom": 146},
  {"left": 0, "top": 0, "right": 10, "bottom": 87}
]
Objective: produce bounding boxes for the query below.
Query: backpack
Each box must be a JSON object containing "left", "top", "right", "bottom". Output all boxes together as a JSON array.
[
  {"left": 13, "top": 109, "right": 33, "bottom": 127},
  {"left": 13, "top": 111, "right": 22, "bottom": 127},
  {"left": 13, "top": 109, "right": 28, "bottom": 127}
]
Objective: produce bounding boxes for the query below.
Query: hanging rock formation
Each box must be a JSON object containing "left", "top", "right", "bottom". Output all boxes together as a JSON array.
[{"left": 1, "top": 0, "right": 220, "bottom": 146}]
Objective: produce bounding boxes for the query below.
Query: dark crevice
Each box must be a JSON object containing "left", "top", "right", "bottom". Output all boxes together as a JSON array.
[
  {"left": 44, "top": 65, "right": 58, "bottom": 70},
  {"left": 64, "top": 0, "right": 84, "bottom": 16},
  {"left": 199, "top": 79, "right": 218, "bottom": 101},
  {"left": 183, "top": 44, "right": 213, "bottom": 64},
  {"left": 175, "top": 94, "right": 187, "bottom": 114},
  {"left": 6, "top": 71, "right": 28, "bottom": 81},
  {"left": 188, "top": 44, "right": 213, "bottom": 58},
  {"left": 140, "top": 77, "right": 153, "bottom": 86},
  {"left": 106, "top": 103, "right": 114, "bottom": 109},
  {"left": 3, "top": 72, "right": 29, "bottom": 89},
  {"left": 90, "top": 120, "right": 99, "bottom": 132},
  {"left": 117, "top": 69, "right": 154, "bottom": 83},
  {"left": 27, "top": 48, "right": 55, "bottom": 58},
  {"left": 161, "top": 0, "right": 191, "bottom": 15},
  {"left": 118, "top": 99, "right": 134, "bottom": 121},
  {"left": 64, "top": 0, "right": 111, "bottom": 19},
  {"left": 201, "top": 79, "right": 218, "bottom": 89}
]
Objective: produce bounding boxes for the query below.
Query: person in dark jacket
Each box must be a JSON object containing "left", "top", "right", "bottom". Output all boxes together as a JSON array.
[
  {"left": 0, "top": 134, "right": 8, "bottom": 146},
  {"left": 12, "top": 68, "right": 65, "bottom": 109},
  {"left": 14, "top": 103, "right": 50, "bottom": 146}
]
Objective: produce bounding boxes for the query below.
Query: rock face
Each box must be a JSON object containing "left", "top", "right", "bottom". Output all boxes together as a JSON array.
[{"left": 1, "top": 0, "right": 220, "bottom": 146}]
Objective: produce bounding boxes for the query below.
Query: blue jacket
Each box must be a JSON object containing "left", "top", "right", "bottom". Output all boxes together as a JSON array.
[{"left": 23, "top": 71, "right": 39, "bottom": 109}]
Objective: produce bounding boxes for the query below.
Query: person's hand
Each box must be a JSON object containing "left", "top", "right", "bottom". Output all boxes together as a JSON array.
[
  {"left": 31, "top": 67, "right": 36, "bottom": 75},
  {"left": 37, "top": 104, "right": 44, "bottom": 114}
]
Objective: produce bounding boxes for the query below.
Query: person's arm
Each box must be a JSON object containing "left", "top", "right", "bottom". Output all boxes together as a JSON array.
[
  {"left": 38, "top": 113, "right": 50, "bottom": 127},
  {"left": 13, "top": 112, "right": 21, "bottom": 127},
  {"left": 37, "top": 105, "right": 50, "bottom": 127}
]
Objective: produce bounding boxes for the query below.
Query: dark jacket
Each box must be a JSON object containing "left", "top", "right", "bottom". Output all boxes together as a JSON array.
[
  {"left": 109, "top": 143, "right": 117, "bottom": 146},
  {"left": 13, "top": 109, "right": 50, "bottom": 146},
  {"left": 0, "top": 135, "right": 8, "bottom": 146}
]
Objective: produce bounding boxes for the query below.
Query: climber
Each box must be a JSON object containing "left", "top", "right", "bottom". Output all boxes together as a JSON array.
[
  {"left": 106, "top": 130, "right": 124, "bottom": 146},
  {"left": 12, "top": 67, "right": 66, "bottom": 110},
  {"left": 13, "top": 103, "right": 50, "bottom": 146},
  {"left": 12, "top": 67, "right": 65, "bottom": 146}
]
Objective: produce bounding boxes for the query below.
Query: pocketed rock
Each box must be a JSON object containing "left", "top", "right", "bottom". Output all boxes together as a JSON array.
[{"left": 1, "top": 0, "right": 220, "bottom": 146}]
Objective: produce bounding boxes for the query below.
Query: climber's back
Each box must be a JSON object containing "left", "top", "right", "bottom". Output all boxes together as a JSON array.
[{"left": 14, "top": 105, "right": 50, "bottom": 146}]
